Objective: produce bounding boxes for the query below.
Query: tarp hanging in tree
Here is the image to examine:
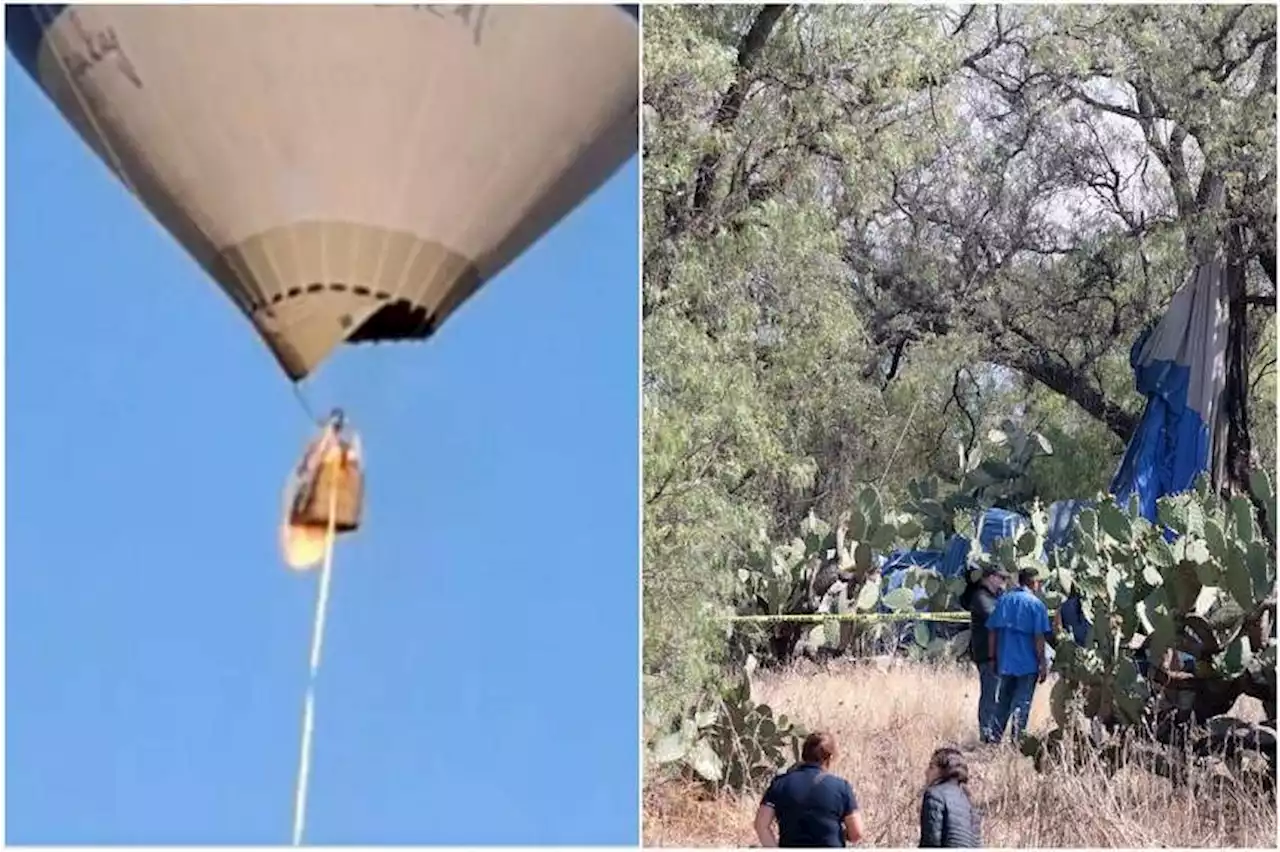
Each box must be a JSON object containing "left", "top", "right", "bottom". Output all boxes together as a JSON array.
[{"left": 1109, "top": 258, "right": 1230, "bottom": 521}]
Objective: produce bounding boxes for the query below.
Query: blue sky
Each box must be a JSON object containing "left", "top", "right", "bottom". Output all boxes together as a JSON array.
[{"left": 5, "top": 54, "right": 639, "bottom": 844}]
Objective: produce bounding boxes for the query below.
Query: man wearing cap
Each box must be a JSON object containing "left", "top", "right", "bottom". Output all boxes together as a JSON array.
[
  {"left": 959, "top": 564, "right": 1007, "bottom": 744},
  {"left": 987, "top": 568, "right": 1053, "bottom": 742}
]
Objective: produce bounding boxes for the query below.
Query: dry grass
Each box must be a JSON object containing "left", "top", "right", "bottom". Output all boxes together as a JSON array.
[{"left": 644, "top": 660, "right": 1276, "bottom": 847}]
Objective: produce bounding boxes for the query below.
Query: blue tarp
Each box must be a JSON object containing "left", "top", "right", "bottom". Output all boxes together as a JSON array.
[
  {"left": 880, "top": 255, "right": 1226, "bottom": 653},
  {"left": 880, "top": 509, "right": 1030, "bottom": 646},
  {"left": 881, "top": 549, "right": 941, "bottom": 609},
  {"left": 1103, "top": 260, "right": 1227, "bottom": 666},
  {"left": 1045, "top": 499, "right": 1091, "bottom": 552},
  {"left": 878, "top": 504, "right": 1102, "bottom": 651},
  {"left": 881, "top": 508, "right": 1026, "bottom": 606},
  {"left": 886, "top": 254, "right": 1228, "bottom": 651},
  {"left": 978, "top": 507, "right": 1026, "bottom": 552}
]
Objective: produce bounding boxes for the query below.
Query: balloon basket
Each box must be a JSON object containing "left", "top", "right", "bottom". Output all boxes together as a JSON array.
[{"left": 290, "top": 451, "right": 364, "bottom": 534}]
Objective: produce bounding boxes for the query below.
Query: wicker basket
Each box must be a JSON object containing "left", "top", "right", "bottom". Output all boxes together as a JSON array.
[{"left": 291, "top": 446, "right": 364, "bottom": 533}]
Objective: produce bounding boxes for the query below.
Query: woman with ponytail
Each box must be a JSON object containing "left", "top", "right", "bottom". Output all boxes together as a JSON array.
[{"left": 918, "top": 747, "right": 981, "bottom": 848}]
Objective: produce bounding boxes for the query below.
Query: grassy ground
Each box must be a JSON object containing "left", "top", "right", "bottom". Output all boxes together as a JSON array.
[{"left": 644, "top": 660, "right": 1276, "bottom": 847}]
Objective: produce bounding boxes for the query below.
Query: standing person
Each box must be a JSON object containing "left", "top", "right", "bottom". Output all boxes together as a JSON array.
[
  {"left": 1059, "top": 589, "right": 1090, "bottom": 646},
  {"left": 918, "top": 747, "right": 981, "bottom": 848},
  {"left": 958, "top": 565, "right": 1007, "bottom": 743},
  {"left": 987, "top": 568, "right": 1053, "bottom": 742},
  {"left": 753, "top": 731, "right": 866, "bottom": 847}
]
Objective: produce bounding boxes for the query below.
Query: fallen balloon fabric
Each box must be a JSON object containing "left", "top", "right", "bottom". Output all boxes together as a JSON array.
[
  {"left": 1109, "top": 255, "right": 1230, "bottom": 521},
  {"left": 5, "top": 3, "right": 640, "bottom": 380}
]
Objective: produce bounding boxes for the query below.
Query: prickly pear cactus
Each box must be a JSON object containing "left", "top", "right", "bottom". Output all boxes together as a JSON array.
[
  {"left": 1026, "top": 472, "right": 1277, "bottom": 775},
  {"left": 903, "top": 421, "right": 1054, "bottom": 549},
  {"left": 648, "top": 674, "right": 809, "bottom": 793},
  {"left": 736, "top": 486, "right": 921, "bottom": 658}
]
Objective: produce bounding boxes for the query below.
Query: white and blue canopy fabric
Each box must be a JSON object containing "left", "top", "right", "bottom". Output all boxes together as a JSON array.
[
  {"left": 881, "top": 508, "right": 1024, "bottom": 588},
  {"left": 1045, "top": 499, "right": 1091, "bottom": 553},
  {"left": 880, "top": 507, "right": 1026, "bottom": 625},
  {"left": 976, "top": 508, "right": 1025, "bottom": 555},
  {"left": 6, "top": 4, "right": 639, "bottom": 381},
  {"left": 880, "top": 256, "right": 1229, "bottom": 636},
  {"left": 882, "top": 550, "right": 944, "bottom": 610},
  {"left": 1109, "top": 258, "right": 1230, "bottom": 521}
]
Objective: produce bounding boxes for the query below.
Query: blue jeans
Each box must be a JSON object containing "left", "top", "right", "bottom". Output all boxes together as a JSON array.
[
  {"left": 993, "top": 672, "right": 1038, "bottom": 741},
  {"left": 976, "top": 661, "right": 1001, "bottom": 743}
]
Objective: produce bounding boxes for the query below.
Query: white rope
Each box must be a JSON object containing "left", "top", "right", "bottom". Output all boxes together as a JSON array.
[
  {"left": 877, "top": 393, "right": 924, "bottom": 487},
  {"left": 291, "top": 479, "right": 341, "bottom": 846}
]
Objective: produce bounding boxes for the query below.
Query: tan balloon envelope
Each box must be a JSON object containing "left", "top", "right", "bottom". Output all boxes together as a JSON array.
[{"left": 7, "top": 3, "right": 639, "bottom": 380}]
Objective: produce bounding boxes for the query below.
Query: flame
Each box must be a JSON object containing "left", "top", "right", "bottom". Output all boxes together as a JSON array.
[
  {"left": 281, "top": 439, "right": 356, "bottom": 570},
  {"left": 282, "top": 524, "right": 329, "bottom": 571}
]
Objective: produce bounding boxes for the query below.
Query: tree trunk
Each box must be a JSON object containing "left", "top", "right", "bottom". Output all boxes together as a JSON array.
[{"left": 1223, "top": 224, "right": 1255, "bottom": 495}]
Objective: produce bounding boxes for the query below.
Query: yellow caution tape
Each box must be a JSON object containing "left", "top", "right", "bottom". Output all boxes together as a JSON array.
[{"left": 726, "top": 611, "right": 972, "bottom": 624}]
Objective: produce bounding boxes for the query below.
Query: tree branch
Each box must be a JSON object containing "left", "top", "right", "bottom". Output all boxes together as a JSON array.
[{"left": 689, "top": 5, "right": 790, "bottom": 217}]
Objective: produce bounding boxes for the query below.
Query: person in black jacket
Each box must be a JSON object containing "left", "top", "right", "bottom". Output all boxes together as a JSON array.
[
  {"left": 919, "top": 747, "right": 981, "bottom": 848},
  {"left": 958, "top": 565, "right": 1007, "bottom": 743}
]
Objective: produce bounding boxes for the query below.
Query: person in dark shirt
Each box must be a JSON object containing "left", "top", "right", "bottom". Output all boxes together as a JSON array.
[
  {"left": 958, "top": 565, "right": 1007, "bottom": 743},
  {"left": 919, "top": 747, "right": 981, "bottom": 847},
  {"left": 754, "top": 731, "right": 865, "bottom": 847},
  {"left": 1059, "top": 590, "right": 1089, "bottom": 645}
]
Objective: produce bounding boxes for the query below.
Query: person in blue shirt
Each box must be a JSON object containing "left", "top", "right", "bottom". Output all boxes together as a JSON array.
[
  {"left": 753, "top": 731, "right": 865, "bottom": 847},
  {"left": 986, "top": 568, "right": 1052, "bottom": 742}
]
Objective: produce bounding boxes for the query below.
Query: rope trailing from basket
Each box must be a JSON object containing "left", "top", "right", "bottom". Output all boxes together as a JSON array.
[{"left": 291, "top": 481, "right": 340, "bottom": 846}]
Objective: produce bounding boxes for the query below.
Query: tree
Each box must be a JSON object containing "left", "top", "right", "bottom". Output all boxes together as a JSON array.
[{"left": 642, "top": 4, "right": 1277, "bottom": 722}]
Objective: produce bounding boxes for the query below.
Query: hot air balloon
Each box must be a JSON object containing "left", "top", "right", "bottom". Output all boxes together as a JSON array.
[
  {"left": 9, "top": 7, "right": 639, "bottom": 844},
  {"left": 5, "top": 3, "right": 640, "bottom": 381},
  {"left": 8, "top": 1, "right": 639, "bottom": 572}
]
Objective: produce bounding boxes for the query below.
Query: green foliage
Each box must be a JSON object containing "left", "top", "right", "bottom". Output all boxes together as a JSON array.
[
  {"left": 905, "top": 420, "right": 1055, "bottom": 549},
  {"left": 900, "top": 618, "right": 973, "bottom": 664},
  {"left": 736, "top": 485, "right": 921, "bottom": 656},
  {"left": 648, "top": 673, "right": 808, "bottom": 793},
  {"left": 1029, "top": 472, "right": 1277, "bottom": 754},
  {"left": 736, "top": 428, "right": 1050, "bottom": 661},
  {"left": 642, "top": 3, "right": 1277, "bottom": 738}
]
